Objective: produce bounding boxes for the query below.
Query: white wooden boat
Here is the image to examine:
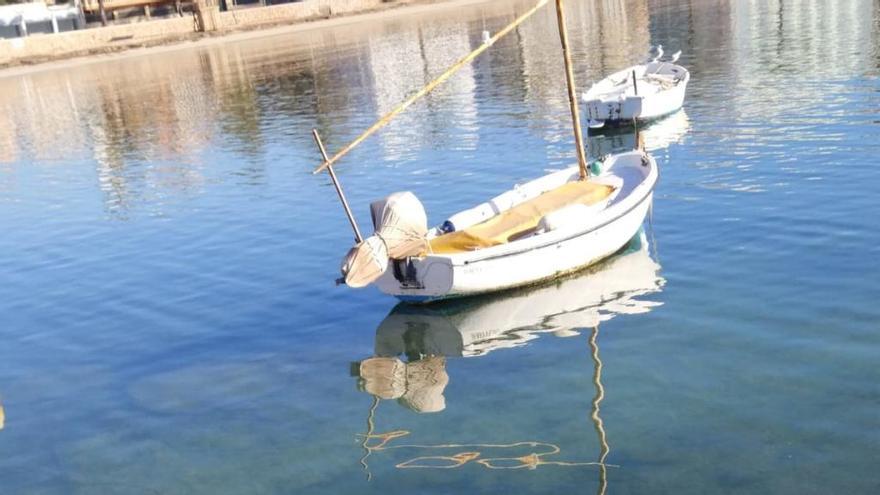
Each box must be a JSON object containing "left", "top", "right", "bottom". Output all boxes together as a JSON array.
[
  {"left": 582, "top": 46, "right": 690, "bottom": 128},
  {"left": 366, "top": 150, "right": 657, "bottom": 303}
]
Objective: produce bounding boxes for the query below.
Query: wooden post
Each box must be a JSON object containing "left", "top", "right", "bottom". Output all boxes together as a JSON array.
[
  {"left": 631, "top": 70, "right": 638, "bottom": 95},
  {"left": 313, "top": 129, "right": 364, "bottom": 243},
  {"left": 98, "top": 0, "right": 107, "bottom": 26},
  {"left": 554, "top": 0, "right": 588, "bottom": 180},
  {"left": 632, "top": 117, "right": 639, "bottom": 150},
  {"left": 193, "top": 0, "right": 220, "bottom": 32}
]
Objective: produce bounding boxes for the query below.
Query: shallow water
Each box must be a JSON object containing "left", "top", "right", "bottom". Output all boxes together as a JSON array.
[{"left": 1, "top": 0, "right": 879, "bottom": 493}]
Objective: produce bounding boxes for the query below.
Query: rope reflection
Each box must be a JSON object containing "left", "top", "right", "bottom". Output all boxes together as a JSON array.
[{"left": 357, "top": 428, "right": 615, "bottom": 471}]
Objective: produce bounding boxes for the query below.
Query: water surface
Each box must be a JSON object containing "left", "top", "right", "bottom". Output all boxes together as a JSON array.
[{"left": 0, "top": 0, "right": 879, "bottom": 493}]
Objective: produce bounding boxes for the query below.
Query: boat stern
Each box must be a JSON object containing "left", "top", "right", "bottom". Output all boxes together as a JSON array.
[
  {"left": 374, "top": 255, "right": 456, "bottom": 303},
  {"left": 584, "top": 95, "right": 643, "bottom": 125}
]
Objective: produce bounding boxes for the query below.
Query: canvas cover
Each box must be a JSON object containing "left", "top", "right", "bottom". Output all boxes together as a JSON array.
[{"left": 342, "top": 192, "right": 429, "bottom": 287}]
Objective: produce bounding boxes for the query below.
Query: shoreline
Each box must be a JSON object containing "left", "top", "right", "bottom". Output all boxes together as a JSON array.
[{"left": 0, "top": 0, "right": 501, "bottom": 79}]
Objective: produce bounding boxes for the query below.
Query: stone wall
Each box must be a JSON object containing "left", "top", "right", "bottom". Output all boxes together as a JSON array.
[
  {"left": 0, "top": 16, "right": 196, "bottom": 65},
  {"left": 218, "top": 0, "right": 383, "bottom": 28},
  {"left": 218, "top": 2, "right": 323, "bottom": 28},
  {"left": 0, "top": 0, "right": 388, "bottom": 66}
]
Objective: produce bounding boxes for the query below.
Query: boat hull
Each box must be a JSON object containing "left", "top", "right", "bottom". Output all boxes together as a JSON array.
[{"left": 404, "top": 196, "right": 651, "bottom": 303}]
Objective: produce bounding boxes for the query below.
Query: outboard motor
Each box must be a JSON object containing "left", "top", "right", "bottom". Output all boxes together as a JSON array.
[{"left": 341, "top": 192, "right": 428, "bottom": 288}]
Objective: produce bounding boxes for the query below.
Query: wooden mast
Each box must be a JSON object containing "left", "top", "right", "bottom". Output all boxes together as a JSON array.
[
  {"left": 553, "top": 0, "right": 589, "bottom": 180},
  {"left": 313, "top": 0, "right": 549, "bottom": 175}
]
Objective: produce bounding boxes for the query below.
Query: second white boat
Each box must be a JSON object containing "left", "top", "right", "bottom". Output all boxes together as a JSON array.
[{"left": 582, "top": 46, "right": 690, "bottom": 128}]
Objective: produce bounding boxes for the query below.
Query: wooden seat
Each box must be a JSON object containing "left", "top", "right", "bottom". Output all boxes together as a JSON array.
[{"left": 428, "top": 180, "right": 614, "bottom": 254}]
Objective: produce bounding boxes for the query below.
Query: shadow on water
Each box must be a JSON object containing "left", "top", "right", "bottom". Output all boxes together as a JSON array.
[{"left": 350, "top": 232, "right": 664, "bottom": 491}]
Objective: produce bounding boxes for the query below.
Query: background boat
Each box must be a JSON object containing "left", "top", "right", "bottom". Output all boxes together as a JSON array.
[{"left": 582, "top": 48, "right": 690, "bottom": 128}]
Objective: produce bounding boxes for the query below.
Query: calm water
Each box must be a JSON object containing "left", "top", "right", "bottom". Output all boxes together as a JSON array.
[{"left": 1, "top": 0, "right": 879, "bottom": 493}]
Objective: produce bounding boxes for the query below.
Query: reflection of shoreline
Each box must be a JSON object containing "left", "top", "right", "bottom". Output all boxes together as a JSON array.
[{"left": 0, "top": 0, "right": 658, "bottom": 216}]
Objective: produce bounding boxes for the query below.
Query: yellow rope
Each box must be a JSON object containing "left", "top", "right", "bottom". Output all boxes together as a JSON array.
[{"left": 313, "top": 0, "right": 549, "bottom": 174}]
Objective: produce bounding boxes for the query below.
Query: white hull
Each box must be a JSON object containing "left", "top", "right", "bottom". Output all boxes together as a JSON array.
[
  {"left": 375, "top": 151, "right": 658, "bottom": 303},
  {"left": 583, "top": 61, "right": 689, "bottom": 126}
]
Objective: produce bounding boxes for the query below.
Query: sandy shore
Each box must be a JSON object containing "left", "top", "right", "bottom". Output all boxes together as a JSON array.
[{"left": 0, "top": 0, "right": 502, "bottom": 79}]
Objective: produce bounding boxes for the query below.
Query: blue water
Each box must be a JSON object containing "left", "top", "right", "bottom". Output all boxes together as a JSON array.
[{"left": 1, "top": 0, "right": 879, "bottom": 493}]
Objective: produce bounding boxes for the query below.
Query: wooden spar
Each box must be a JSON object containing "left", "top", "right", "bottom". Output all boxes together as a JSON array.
[
  {"left": 631, "top": 69, "right": 638, "bottom": 95},
  {"left": 312, "top": 129, "right": 364, "bottom": 243},
  {"left": 554, "top": 0, "right": 589, "bottom": 180},
  {"left": 313, "top": 0, "right": 549, "bottom": 175}
]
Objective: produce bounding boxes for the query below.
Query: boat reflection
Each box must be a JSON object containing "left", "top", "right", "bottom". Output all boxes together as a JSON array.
[
  {"left": 366, "top": 231, "right": 663, "bottom": 369},
  {"left": 355, "top": 232, "right": 663, "bottom": 413},
  {"left": 588, "top": 109, "right": 690, "bottom": 158},
  {"left": 351, "top": 233, "right": 663, "bottom": 489},
  {"left": 356, "top": 355, "right": 449, "bottom": 414}
]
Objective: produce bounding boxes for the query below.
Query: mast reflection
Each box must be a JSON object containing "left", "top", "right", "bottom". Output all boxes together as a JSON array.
[{"left": 589, "top": 325, "right": 609, "bottom": 495}]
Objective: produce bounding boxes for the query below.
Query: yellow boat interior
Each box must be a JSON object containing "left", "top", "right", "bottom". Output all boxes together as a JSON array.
[{"left": 427, "top": 180, "right": 615, "bottom": 254}]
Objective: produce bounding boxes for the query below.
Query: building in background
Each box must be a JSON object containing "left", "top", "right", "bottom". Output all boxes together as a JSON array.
[{"left": 0, "top": 1, "right": 84, "bottom": 38}]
